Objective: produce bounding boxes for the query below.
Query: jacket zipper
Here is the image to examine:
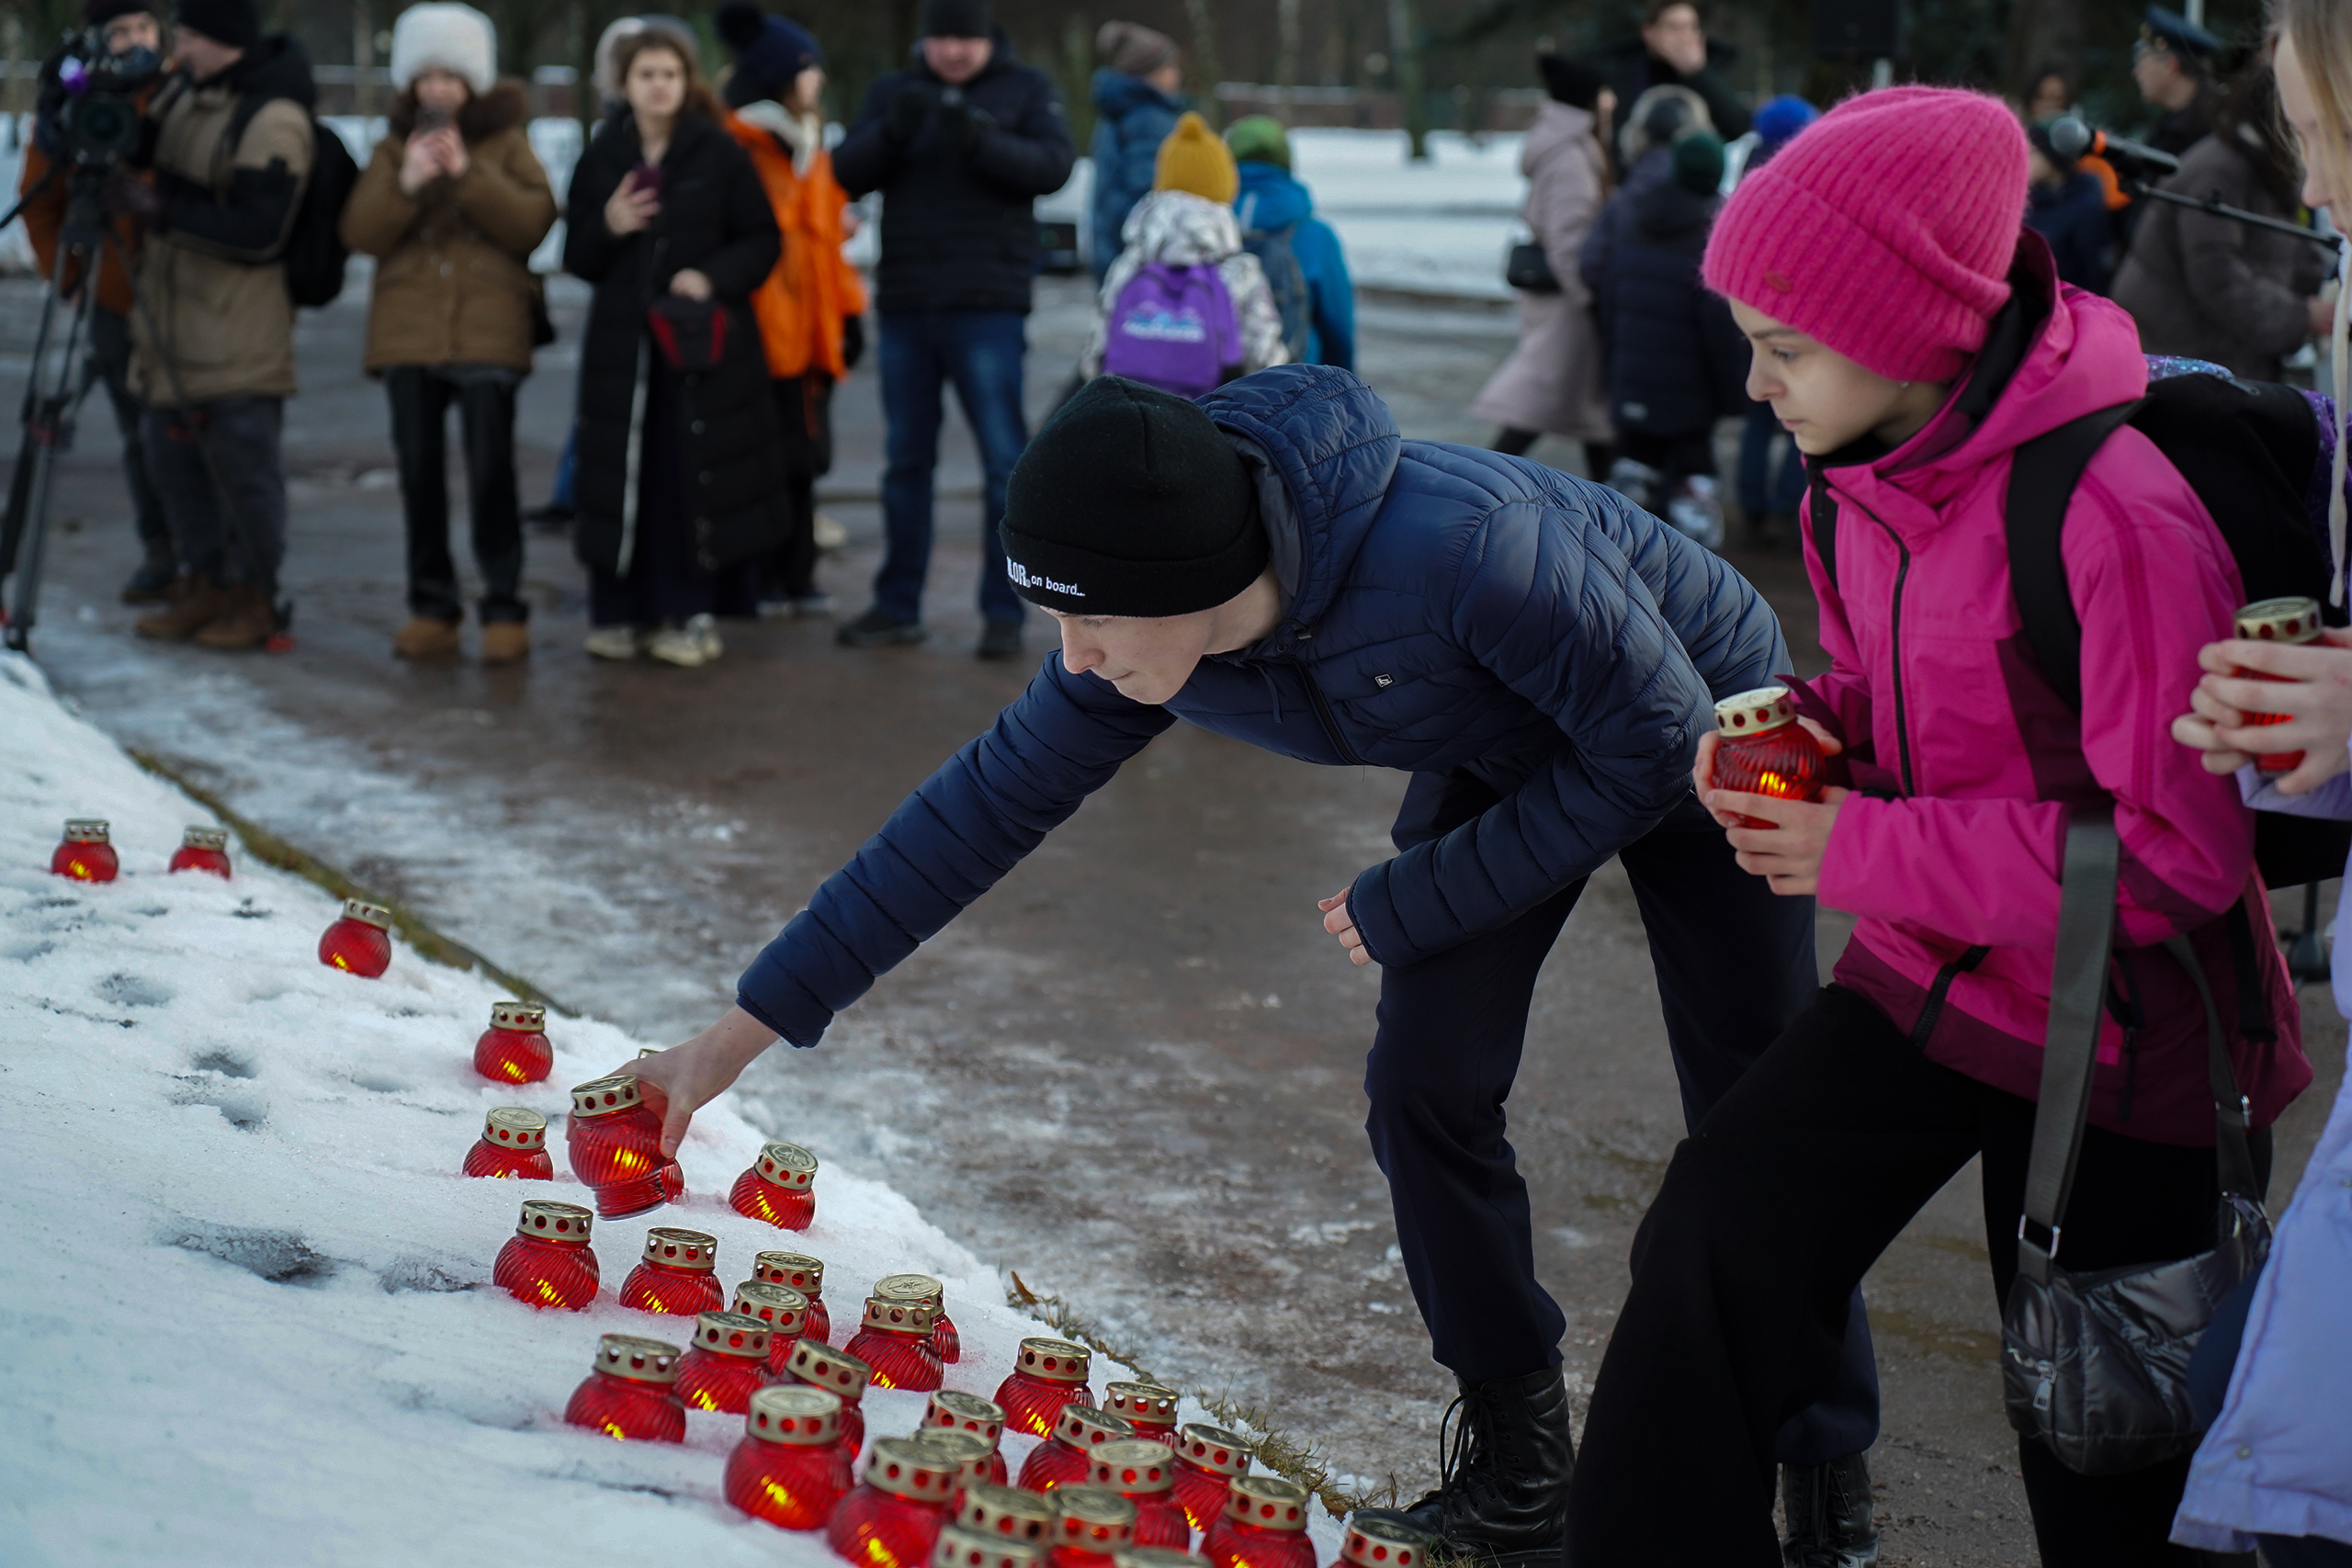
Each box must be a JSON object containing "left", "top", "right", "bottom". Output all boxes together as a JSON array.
[
  {"left": 1845, "top": 490, "right": 1919, "bottom": 795},
  {"left": 1907, "top": 944, "right": 1990, "bottom": 1051},
  {"left": 1293, "top": 649, "right": 1365, "bottom": 765}
]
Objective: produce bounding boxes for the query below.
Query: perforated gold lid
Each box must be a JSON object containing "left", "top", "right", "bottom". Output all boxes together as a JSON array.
[
  {"left": 62, "top": 818, "right": 109, "bottom": 843},
  {"left": 691, "top": 1309, "right": 771, "bottom": 1360},
  {"left": 639, "top": 1226, "right": 718, "bottom": 1271},
  {"left": 1175, "top": 1425, "right": 1254, "bottom": 1478},
  {"left": 862, "top": 1295, "right": 939, "bottom": 1336},
  {"left": 756, "top": 1250, "right": 824, "bottom": 1295},
  {"left": 181, "top": 826, "right": 228, "bottom": 851},
  {"left": 481, "top": 1105, "right": 548, "bottom": 1152},
  {"left": 2238, "top": 596, "right": 2324, "bottom": 644},
  {"left": 752, "top": 1142, "right": 819, "bottom": 1190},
  {"left": 730, "top": 1279, "right": 809, "bottom": 1337},
  {"left": 489, "top": 1001, "right": 546, "bottom": 1032},
  {"left": 865, "top": 1437, "right": 961, "bottom": 1505},
  {"left": 594, "top": 1333, "right": 680, "bottom": 1384},
  {"left": 1054, "top": 1484, "right": 1139, "bottom": 1535},
  {"left": 1090, "top": 1440, "right": 1175, "bottom": 1495},
  {"left": 514, "top": 1198, "right": 593, "bottom": 1240},
  {"left": 1102, "top": 1382, "right": 1179, "bottom": 1429},
  {"left": 927, "top": 1390, "right": 1005, "bottom": 1445},
  {"left": 1341, "top": 1514, "right": 1430, "bottom": 1568},
  {"left": 570, "top": 1075, "right": 642, "bottom": 1117},
  {"left": 956, "top": 1483, "right": 1056, "bottom": 1541},
  {"left": 745, "top": 1383, "right": 843, "bottom": 1447},
  {"left": 1052, "top": 1404, "right": 1135, "bottom": 1450},
  {"left": 1015, "top": 1337, "right": 1091, "bottom": 1385},
  {"left": 1223, "top": 1476, "right": 1309, "bottom": 1531},
  {"left": 340, "top": 898, "right": 394, "bottom": 930},
  {"left": 1713, "top": 685, "right": 1795, "bottom": 734},
  {"left": 931, "top": 1525, "right": 1046, "bottom": 1568},
  {"left": 875, "top": 1271, "right": 944, "bottom": 1305},
  {"left": 787, "top": 1337, "right": 870, "bottom": 1400},
  {"left": 923, "top": 1428, "right": 997, "bottom": 1483}
]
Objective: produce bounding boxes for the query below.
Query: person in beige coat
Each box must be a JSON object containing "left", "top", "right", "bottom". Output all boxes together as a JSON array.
[
  {"left": 340, "top": 3, "right": 556, "bottom": 662},
  {"left": 1472, "top": 54, "right": 1617, "bottom": 474}
]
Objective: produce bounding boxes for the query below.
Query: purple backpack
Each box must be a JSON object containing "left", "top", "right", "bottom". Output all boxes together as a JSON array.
[{"left": 1102, "top": 262, "right": 1241, "bottom": 398}]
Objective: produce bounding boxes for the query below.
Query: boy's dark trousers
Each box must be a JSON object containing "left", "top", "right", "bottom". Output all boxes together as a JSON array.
[{"left": 1364, "top": 784, "right": 1880, "bottom": 1466}]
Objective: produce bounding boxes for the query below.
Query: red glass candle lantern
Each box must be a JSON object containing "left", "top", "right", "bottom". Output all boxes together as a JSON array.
[
  {"left": 732, "top": 1279, "right": 812, "bottom": 1375},
  {"left": 996, "top": 1337, "right": 1096, "bottom": 1438},
  {"left": 923, "top": 1430, "right": 1000, "bottom": 1506},
  {"left": 564, "top": 1332, "right": 685, "bottom": 1443},
  {"left": 730, "top": 1140, "right": 820, "bottom": 1230},
  {"left": 957, "top": 1483, "right": 1057, "bottom": 1551},
  {"left": 566, "top": 1076, "right": 684, "bottom": 1218},
  {"left": 619, "top": 1226, "right": 724, "bottom": 1316},
  {"left": 676, "top": 1309, "right": 775, "bottom": 1414},
  {"left": 826, "top": 1436, "right": 959, "bottom": 1568},
  {"left": 463, "top": 1106, "right": 554, "bottom": 1179},
  {"left": 1088, "top": 1441, "right": 1192, "bottom": 1550},
  {"left": 168, "top": 826, "right": 232, "bottom": 878},
  {"left": 727, "top": 1384, "right": 854, "bottom": 1530},
  {"left": 1203, "top": 1478, "right": 1314, "bottom": 1568},
  {"left": 51, "top": 819, "right": 119, "bottom": 883},
  {"left": 474, "top": 1001, "right": 553, "bottom": 1086},
  {"left": 492, "top": 1198, "right": 599, "bottom": 1310},
  {"left": 1709, "top": 686, "right": 1826, "bottom": 829},
  {"left": 755, "top": 1251, "right": 831, "bottom": 1343},
  {"left": 875, "top": 1272, "right": 961, "bottom": 1364},
  {"left": 934, "top": 1525, "right": 1046, "bottom": 1568},
  {"left": 846, "top": 1295, "right": 945, "bottom": 1393},
  {"left": 1171, "top": 1426, "right": 1255, "bottom": 1535},
  {"left": 1102, "top": 1383, "right": 1180, "bottom": 1450},
  {"left": 2234, "top": 596, "right": 2324, "bottom": 773},
  {"left": 786, "top": 1337, "right": 874, "bottom": 1455},
  {"left": 1017, "top": 1404, "right": 1135, "bottom": 1495},
  {"left": 1049, "top": 1485, "right": 1138, "bottom": 1568},
  {"left": 1339, "top": 1514, "right": 1427, "bottom": 1568},
  {"left": 928, "top": 1391, "right": 1010, "bottom": 1487},
  {"left": 318, "top": 898, "right": 393, "bottom": 978}
]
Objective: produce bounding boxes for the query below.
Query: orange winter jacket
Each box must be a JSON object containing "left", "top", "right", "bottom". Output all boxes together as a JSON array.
[{"left": 726, "top": 107, "right": 867, "bottom": 380}]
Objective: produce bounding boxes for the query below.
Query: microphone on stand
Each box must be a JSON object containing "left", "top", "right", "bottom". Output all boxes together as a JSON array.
[{"left": 2047, "top": 117, "right": 2181, "bottom": 178}]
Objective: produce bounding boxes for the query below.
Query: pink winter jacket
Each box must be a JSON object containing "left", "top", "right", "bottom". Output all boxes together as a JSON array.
[{"left": 1793, "top": 240, "right": 2310, "bottom": 1145}]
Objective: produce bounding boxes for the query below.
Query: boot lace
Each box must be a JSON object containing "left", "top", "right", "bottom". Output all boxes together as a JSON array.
[{"left": 1431, "top": 1386, "right": 1502, "bottom": 1517}]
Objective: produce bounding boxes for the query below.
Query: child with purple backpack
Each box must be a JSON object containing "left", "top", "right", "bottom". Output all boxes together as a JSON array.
[{"left": 1080, "top": 112, "right": 1287, "bottom": 397}]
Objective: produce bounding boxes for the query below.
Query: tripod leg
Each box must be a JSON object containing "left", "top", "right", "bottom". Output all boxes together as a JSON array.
[{"left": 2, "top": 254, "right": 100, "bottom": 650}]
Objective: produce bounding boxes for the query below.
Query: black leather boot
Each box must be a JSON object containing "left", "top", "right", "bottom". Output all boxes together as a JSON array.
[
  {"left": 1400, "top": 1368, "right": 1573, "bottom": 1568},
  {"left": 1781, "top": 1451, "right": 1879, "bottom": 1567}
]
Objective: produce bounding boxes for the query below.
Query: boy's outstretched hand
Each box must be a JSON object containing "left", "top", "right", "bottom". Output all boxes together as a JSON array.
[
  {"left": 617, "top": 1006, "right": 779, "bottom": 1158},
  {"left": 1319, "top": 888, "right": 1372, "bottom": 965},
  {"left": 1696, "top": 717, "right": 1849, "bottom": 897}
]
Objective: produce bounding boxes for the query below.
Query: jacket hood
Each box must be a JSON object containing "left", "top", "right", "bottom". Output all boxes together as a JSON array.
[
  {"left": 1521, "top": 99, "right": 1598, "bottom": 175},
  {"left": 1091, "top": 67, "right": 1180, "bottom": 118},
  {"left": 1234, "top": 161, "right": 1312, "bottom": 230},
  {"left": 1634, "top": 177, "right": 1713, "bottom": 242},
  {"left": 209, "top": 33, "right": 316, "bottom": 109},
  {"left": 1198, "top": 366, "right": 1402, "bottom": 642},
  {"left": 1120, "top": 187, "right": 1243, "bottom": 264}
]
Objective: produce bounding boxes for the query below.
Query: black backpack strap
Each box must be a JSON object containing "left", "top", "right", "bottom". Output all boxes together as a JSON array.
[
  {"left": 2003, "top": 400, "right": 2143, "bottom": 713},
  {"left": 2018, "top": 804, "right": 2121, "bottom": 1285}
]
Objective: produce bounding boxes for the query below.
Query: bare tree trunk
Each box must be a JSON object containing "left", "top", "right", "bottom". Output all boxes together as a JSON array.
[
  {"left": 1386, "top": 0, "right": 1426, "bottom": 159},
  {"left": 1277, "top": 0, "right": 1301, "bottom": 95},
  {"left": 352, "top": 0, "right": 376, "bottom": 118},
  {"left": 1182, "top": 0, "right": 1224, "bottom": 129}
]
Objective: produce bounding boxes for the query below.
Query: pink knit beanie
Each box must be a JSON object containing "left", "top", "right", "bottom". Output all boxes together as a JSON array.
[{"left": 1702, "top": 87, "right": 2030, "bottom": 383}]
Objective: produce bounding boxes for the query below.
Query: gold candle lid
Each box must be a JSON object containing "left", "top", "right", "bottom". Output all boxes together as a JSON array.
[
  {"left": 875, "top": 1271, "right": 944, "bottom": 1305},
  {"left": 481, "top": 1106, "right": 548, "bottom": 1152},
  {"left": 745, "top": 1383, "right": 843, "bottom": 1447},
  {"left": 569, "top": 1075, "right": 642, "bottom": 1117},
  {"left": 2237, "top": 595, "right": 2324, "bottom": 644},
  {"left": 865, "top": 1437, "right": 961, "bottom": 1505},
  {"left": 489, "top": 1000, "right": 546, "bottom": 1032},
  {"left": 932, "top": 1526, "right": 1046, "bottom": 1568},
  {"left": 1054, "top": 1484, "right": 1138, "bottom": 1540},
  {"left": 1111, "top": 1551, "right": 1207, "bottom": 1568},
  {"left": 923, "top": 1428, "right": 998, "bottom": 1483},
  {"left": 1341, "top": 1514, "right": 1430, "bottom": 1568},
  {"left": 1175, "top": 1425, "right": 1254, "bottom": 1478},
  {"left": 1224, "top": 1476, "right": 1309, "bottom": 1531},
  {"left": 639, "top": 1226, "right": 718, "bottom": 1271},
  {"left": 514, "top": 1198, "right": 593, "bottom": 1240},
  {"left": 730, "top": 1279, "right": 809, "bottom": 1337},
  {"left": 1015, "top": 1337, "right": 1091, "bottom": 1385},
  {"left": 756, "top": 1250, "right": 824, "bottom": 1295},
  {"left": 1091, "top": 1440, "right": 1175, "bottom": 1495},
  {"left": 1052, "top": 1404, "right": 1134, "bottom": 1450},
  {"left": 340, "top": 898, "right": 394, "bottom": 931},
  {"left": 1713, "top": 684, "right": 1795, "bottom": 734},
  {"left": 594, "top": 1333, "right": 680, "bottom": 1384},
  {"left": 753, "top": 1141, "right": 819, "bottom": 1190},
  {"left": 62, "top": 818, "right": 110, "bottom": 843},
  {"left": 862, "top": 1295, "right": 939, "bottom": 1336},
  {"left": 181, "top": 826, "right": 228, "bottom": 851},
  {"left": 927, "top": 1390, "right": 1005, "bottom": 1445},
  {"left": 1102, "top": 1382, "right": 1178, "bottom": 1428},
  {"left": 956, "top": 1483, "right": 1056, "bottom": 1541},
  {"left": 690, "top": 1309, "right": 771, "bottom": 1360},
  {"left": 786, "top": 1337, "right": 871, "bottom": 1400}
]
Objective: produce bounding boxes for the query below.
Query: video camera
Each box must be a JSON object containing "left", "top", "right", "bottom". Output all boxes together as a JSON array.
[{"left": 43, "top": 26, "right": 164, "bottom": 168}]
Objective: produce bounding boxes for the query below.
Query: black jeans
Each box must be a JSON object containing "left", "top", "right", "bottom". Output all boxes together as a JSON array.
[
  {"left": 86, "top": 306, "right": 170, "bottom": 563},
  {"left": 763, "top": 372, "right": 833, "bottom": 602},
  {"left": 385, "top": 365, "right": 525, "bottom": 623},
  {"left": 1569, "top": 983, "right": 2274, "bottom": 1567},
  {"left": 141, "top": 395, "right": 285, "bottom": 590},
  {"left": 1364, "top": 791, "right": 1879, "bottom": 1465}
]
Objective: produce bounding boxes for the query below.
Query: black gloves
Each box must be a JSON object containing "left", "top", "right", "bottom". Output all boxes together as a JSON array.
[
  {"left": 841, "top": 311, "right": 865, "bottom": 370},
  {"left": 933, "top": 88, "right": 996, "bottom": 152},
  {"left": 883, "top": 86, "right": 933, "bottom": 146}
]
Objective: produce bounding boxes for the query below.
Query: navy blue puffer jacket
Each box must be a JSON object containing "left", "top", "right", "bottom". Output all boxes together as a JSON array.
[{"left": 736, "top": 367, "right": 1788, "bottom": 1044}]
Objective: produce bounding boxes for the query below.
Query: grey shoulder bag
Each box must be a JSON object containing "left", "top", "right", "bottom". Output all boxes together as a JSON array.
[{"left": 2000, "top": 805, "right": 2272, "bottom": 1475}]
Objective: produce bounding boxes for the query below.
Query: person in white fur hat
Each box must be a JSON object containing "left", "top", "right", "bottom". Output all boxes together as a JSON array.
[{"left": 339, "top": 2, "right": 556, "bottom": 663}]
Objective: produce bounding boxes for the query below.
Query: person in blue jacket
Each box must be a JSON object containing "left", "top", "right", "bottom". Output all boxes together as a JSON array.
[
  {"left": 1225, "top": 115, "right": 1356, "bottom": 371},
  {"left": 628, "top": 367, "right": 1878, "bottom": 1568},
  {"left": 1089, "top": 21, "right": 1183, "bottom": 281}
]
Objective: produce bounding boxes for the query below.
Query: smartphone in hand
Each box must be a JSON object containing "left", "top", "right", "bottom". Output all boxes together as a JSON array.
[
  {"left": 415, "top": 105, "right": 453, "bottom": 135},
  {"left": 628, "top": 162, "right": 666, "bottom": 197}
]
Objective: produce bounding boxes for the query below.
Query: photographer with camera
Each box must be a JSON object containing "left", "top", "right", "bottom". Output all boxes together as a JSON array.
[
  {"left": 16, "top": 0, "right": 171, "bottom": 605},
  {"left": 124, "top": 0, "right": 315, "bottom": 652}
]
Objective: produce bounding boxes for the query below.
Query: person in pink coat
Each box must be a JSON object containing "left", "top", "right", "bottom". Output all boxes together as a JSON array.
[{"left": 1566, "top": 86, "right": 2311, "bottom": 1567}]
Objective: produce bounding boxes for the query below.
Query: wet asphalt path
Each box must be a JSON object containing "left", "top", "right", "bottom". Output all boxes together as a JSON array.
[{"left": 5, "top": 269, "right": 2343, "bottom": 1566}]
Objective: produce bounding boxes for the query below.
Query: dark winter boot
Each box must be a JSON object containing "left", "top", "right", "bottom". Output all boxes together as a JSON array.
[
  {"left": 1400, "top": 1368, "right": 1573, "bottom": 1568},
  {"left": 1781, "top": 1451, "right": 1879, "bottom": 1568}
]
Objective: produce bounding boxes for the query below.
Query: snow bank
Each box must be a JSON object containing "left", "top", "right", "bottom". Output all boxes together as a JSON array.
[{"left": 0, "top": 652, "right": 1318, "bottom": 1567}]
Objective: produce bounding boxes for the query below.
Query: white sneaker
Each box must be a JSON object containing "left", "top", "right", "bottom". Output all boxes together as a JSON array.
[
  {"left": 813, "top": 512, "right": 849, "bottom": 551},
  {"left": 1603, "top": 456, "right": 1662, "bottom": 510},
  {"left": 648, "top": 616, "right": 718, "bottom": 668},
  {"left": 689, "top": 612, "right": 722, "bottom": 661},
  {"left": 583, "top": 625, "right": 642, "bottom": 660}
]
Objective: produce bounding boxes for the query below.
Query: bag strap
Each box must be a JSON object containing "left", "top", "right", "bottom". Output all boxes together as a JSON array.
[
  {"left": 2159, "top": 931, "right": 2262, "bottom": 1202},
  {"left": 2018, "top": 805, "right": 2120, "bottom": 1287},
  {"left": 2003, "top": 400, "right": 2143, "bottom": 713},
  {"left": 1806, "top": 460, "right": 1838, "bottom": 590}
]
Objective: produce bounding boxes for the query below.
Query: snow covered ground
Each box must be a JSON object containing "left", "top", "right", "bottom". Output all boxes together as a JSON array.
[{"left": 0, "top": 651, "right": 1338, "bottom": 1566}]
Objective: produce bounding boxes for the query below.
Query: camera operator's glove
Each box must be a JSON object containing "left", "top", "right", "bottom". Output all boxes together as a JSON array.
[
  {"left": 102, "top": 169, "right": 163, "bottom": 228},
  {"left": 883, "top": 86, "right": 933, "bottom": 146},
  {"left": 933, "top": 90, "right": 996, "bottom": 154}
]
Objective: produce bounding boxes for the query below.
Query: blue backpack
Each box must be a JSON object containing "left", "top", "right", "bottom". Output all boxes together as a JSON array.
[
  {"left": 1102, "top": 261, "right": 1240, "bottom": 398},
  {"left": 1240, "top": 218, "right": 1310, "bottom": 363}
]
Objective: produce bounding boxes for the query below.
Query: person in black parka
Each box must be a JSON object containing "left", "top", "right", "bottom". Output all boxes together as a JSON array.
[{"left": 563, "top": 27, "right": 784, "bottom": 668}]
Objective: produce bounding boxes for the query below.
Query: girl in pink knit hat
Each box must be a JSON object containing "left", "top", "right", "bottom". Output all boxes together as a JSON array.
[{"left": 1568, "top": 86, "right": 2308, "bottom": 1565}]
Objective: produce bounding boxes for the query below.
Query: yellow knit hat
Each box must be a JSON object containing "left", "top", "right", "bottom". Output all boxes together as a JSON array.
[{"left": 1153, "top": 111, "right": 1238, "bottom": 204}]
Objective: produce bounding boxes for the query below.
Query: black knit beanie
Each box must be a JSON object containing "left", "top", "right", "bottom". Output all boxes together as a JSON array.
[
  {"left": 1537, "top": 52, "right": 1606, "bottom": 110},
  {"left": 1001, "top": 378, "right": 1266, "bottom": 617},
  {"left": 922, "top": 0, "right": 990, "bottom": 39},
  {"left": 174, "top": 0, "right": 257, "bottom": 48}
]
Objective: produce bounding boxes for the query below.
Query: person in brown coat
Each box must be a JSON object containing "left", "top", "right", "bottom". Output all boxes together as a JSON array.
[{"left": 338, "top": 3, "right": 555, "bottom": 663}]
